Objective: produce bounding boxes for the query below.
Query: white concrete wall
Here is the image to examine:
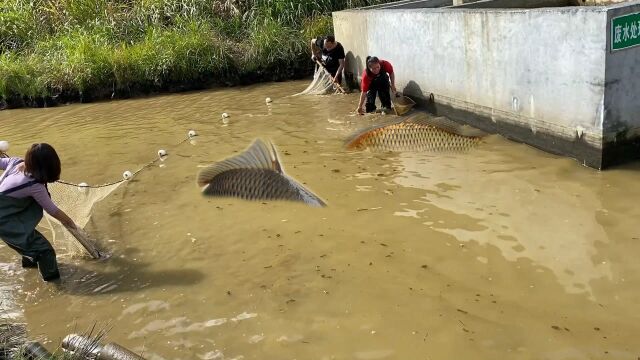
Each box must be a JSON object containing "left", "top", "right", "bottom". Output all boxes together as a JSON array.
[
  {"left": 584, "top": 0, "right": 632, "bottom": 5},
  {"left": 604, "top": 1, "right": 640, "bottom": 140},
  {"left": 334, "top": 7, "right": 608, "bottom": 147},
  {"left": 452, "top": 0, "right": 572, "bottom": 8}
]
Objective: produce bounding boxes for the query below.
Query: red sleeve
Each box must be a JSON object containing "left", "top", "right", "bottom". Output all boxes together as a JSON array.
[
  {"left": 382, "top": 60, "right": 393, "bottom": 75},
  {"left": 361, "top": 70, "right": 371, "bottom": 92}
]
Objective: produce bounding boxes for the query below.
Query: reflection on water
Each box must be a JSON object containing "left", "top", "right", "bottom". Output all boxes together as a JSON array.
[
  {"left": 391, "top": 151, "right": 612, "bottom": 298},
  {"left": 0, "top": 262, "right": 24, "bottom": 320},
  {"left": 1, "top": 81, "right": 640, "bottom": 359}
]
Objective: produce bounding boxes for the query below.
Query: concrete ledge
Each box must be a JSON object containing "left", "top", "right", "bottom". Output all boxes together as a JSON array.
[
  {"left": 359, "top": 0, "right": 454, "bottom": 9},
  {"left": 408, "top": 92, "right": 605, "bottom": 168},
  {"left": 366, "top": 0, "right": 629, "bottom": 9},
  {"left": 447, "top": 0, "right": 572, "bottom": 8},
  {"left": 335, "top": 3, "right": 640, "bottom": 169}
]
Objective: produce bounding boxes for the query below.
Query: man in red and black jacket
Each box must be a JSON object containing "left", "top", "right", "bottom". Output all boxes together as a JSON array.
[{"left": 356, "top": 56, "right": 397, "bottom": 115}]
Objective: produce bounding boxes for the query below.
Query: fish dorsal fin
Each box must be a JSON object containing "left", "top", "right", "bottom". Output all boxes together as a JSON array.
[
  {"left": 197, "top": 139, "right": 282, "bottom": 187},
  {"left": 344, "top": 118, "right": 407, "bottom": 149},
  {"left": 270, "top": 143, "right": 283, "bottom": 173},
  {"left": 406, "top": 115, "right": 487, "bottom": 138}
]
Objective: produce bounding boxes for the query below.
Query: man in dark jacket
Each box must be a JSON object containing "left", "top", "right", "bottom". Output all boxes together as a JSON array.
[{"left": 310, "top": 35, "right": 346, "bottom": 85}]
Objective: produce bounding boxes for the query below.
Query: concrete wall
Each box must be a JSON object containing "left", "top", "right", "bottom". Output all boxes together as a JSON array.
[
  {"left": 359, "top": 0, "right": 454, "bottom": 10},
  {"left": 363, "top": 0, "right": 632, "bottom": 9},
  {"left": 450, "top": 0, "right": 572, "bottom": 8},
  {"left": 602, "top": 2, "right": 640, "bottom": 164},
  {"left": 583, "top": 0, "right": 632, "bottom": 4},
  {"left": 334, "top": 7, "right": 619, "bottom": 168},
  {"left": 363, "top": 0, "right": 572, "bottom": 9}
]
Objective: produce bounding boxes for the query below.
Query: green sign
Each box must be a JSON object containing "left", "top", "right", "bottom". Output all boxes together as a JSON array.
[{"left": 611, "top": 12, "right": 640, "bottom": 51}]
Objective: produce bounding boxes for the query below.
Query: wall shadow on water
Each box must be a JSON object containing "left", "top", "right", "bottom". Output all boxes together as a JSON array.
[
  {"left": 55, "top": 252, "right": 205, "bottom": 296},
  {"left": 345, "top": 51, "right": 364, "bottom": 90},
  {"left": 402, "top": 80, "right": 436, "bottom": 114},
  {"left": 599, "top": 157, "right": 640, "bottom": 171},
  {"left": 590, "top": 164, "right": 640, "bottom": 302}
]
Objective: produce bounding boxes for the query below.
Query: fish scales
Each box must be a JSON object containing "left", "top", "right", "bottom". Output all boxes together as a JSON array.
[
  {"left": 198, "top": 139, "right": 326, "bottom": 207},
  {"left": 347, "top": 120, "right": 483, "bottom": 152},
  {"left": 204, "top": 167, "right": 311, "bottom": 203}
]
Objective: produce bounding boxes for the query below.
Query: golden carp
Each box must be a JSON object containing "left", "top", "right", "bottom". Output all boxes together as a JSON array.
[{"left": 345, "top": 113, "right": 486, "bottom": 152}]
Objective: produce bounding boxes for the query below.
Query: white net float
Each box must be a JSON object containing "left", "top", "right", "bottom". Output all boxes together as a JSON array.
[
  {"left": 78, "top": 182, "right": 89, "bottom": 194},
  {"left": 0, "top": 140, "right": 9, "bottom": 152}
]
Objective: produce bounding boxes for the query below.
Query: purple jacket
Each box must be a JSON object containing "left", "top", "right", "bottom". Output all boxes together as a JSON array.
[{"left": 0, "top": 157, "right": 59, "bottom": 215}]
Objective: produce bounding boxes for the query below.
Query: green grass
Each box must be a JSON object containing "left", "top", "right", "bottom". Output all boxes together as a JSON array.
[
  {"left": 0, "top": 52, "right": 46, "bottom": 98},
  {"left": 0, "top": 0, "right": 397, "bottom": 105}
]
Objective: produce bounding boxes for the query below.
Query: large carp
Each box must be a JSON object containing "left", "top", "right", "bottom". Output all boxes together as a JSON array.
[
  {"left": 197, "top": 139, "right": 326, "bottom": 207},
  {"left": 345, "top": 113, "right": 487, "bottom": 152}
]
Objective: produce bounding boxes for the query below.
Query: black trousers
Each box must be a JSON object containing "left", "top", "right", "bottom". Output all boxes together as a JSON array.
[
  {"left": 365, "top": 74, "right": 391, "bottom": 113},
  {"left": 0, "top": 190, "right": 60, "bottom": 282},
  {"left": 326, "top": 66, "right": 342, "bottom": 84}
]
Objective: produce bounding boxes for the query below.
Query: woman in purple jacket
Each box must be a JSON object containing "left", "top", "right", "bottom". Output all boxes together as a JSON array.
[{"left": 0, "top": 143, "right": 78, "bottom": 282}]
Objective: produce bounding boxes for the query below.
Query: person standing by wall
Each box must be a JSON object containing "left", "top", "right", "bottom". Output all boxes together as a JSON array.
[{"left": 355, "top": 56, "right": 397, "bottom": 115}]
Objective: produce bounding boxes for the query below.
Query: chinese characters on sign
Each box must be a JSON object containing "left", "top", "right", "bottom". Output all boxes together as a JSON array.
[{"left": 612, "top": 12, "right": 640, "bottom": 51}]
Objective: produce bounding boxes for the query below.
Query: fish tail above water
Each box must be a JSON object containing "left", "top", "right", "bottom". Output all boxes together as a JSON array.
[
  {"left": 197, "top": 139, "right": 326, "bottom": 207},
  {"left": 196, "top": 139, "right": 280, "bottom": 188}
]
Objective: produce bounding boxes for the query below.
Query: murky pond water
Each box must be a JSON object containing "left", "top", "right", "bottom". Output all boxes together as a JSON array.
[{"left": 2, "top": 81, "right": 640, "bottom": 360}]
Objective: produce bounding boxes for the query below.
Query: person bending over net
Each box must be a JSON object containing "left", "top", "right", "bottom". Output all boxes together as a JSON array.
[
  {"left": 0, "top": 143, "right": 79, "bottom": 282},
  {"left": 310, "top": 35, "right": 346, "bottom": 86},
  {"left": 356, "top": 56, "right": 398, "bottom": 115}
]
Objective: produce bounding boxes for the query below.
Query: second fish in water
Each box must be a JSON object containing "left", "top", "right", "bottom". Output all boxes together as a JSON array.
[
  {"left": 197, "top": 139, "right": 326, "bottom": 207},
  {"left": 345, "top": 113, "right": 487, "bottom": 152}
]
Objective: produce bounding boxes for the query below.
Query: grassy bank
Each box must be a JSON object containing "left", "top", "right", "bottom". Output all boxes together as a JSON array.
[{"left": 0, "top": 0, "right": 393, "bottom": 108}]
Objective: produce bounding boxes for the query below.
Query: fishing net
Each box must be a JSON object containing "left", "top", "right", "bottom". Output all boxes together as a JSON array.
[
  {"left": 392, "top": 95, "right": 416, "bottom": 116},
  {"left": 42, "top": 149, "right": 180, "bottom": 259},
  {"left": 293, "top": 65, "right": 341, "bottom": 96},
  {"left": 1, "top": 134, "right": 195, "bottom": 259},
  {"left": 42, "top": 181, "right": 124, "bottom": 258}
]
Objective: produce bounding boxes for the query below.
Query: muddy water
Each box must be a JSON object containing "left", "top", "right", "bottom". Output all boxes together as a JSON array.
[{"left": 1, "top": 81, "right": 640, "bottom": 360}]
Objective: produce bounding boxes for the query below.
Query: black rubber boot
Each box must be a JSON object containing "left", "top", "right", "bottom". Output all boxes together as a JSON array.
[
  {"left": 21, "top": 256, "right": 38, "bottom": 268},
  {"left": 42, "top": 270, "right": 60, "bottom": 282},
  {"left": 366, "top": 89, "right": 378, "bottom": 113},
  {"left": 36, "top": 249, "right": 60, "bottom": 282}
]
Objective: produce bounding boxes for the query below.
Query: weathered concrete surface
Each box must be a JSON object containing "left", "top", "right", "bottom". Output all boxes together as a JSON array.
[
  {"left": 359, "top": 0, "right": 453, "bottom": 10},
  {"left": 335, "top": 7, "right": 608, "bottom": 167},
  {"left": 583, "top": 0, "right": 632, "bottom": 4},
  {"left": 450, "top": 0, "right": 572, "bottom": 8},
  {"left": 602, "top": 1, "right": 640, "bottom": 166},
  {"left": 361, "top": 0, "right": 573, "bottom": 9},
  {"left": 363, "top": 0, "right": 631, "bottom": 9}
]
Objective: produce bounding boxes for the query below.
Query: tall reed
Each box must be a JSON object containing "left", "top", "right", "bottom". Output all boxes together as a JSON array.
[{"left": 0, "top": 0, "right": 396, "bottom": 105}]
